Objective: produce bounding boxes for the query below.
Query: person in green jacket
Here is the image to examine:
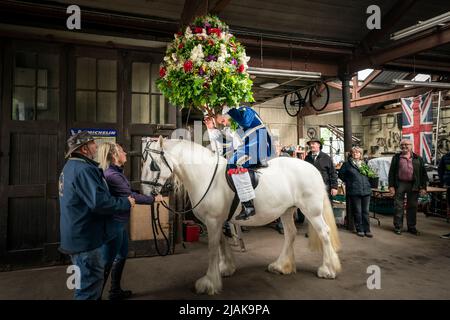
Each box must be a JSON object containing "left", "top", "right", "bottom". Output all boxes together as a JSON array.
[{"left": 388, "top": 139, "right": 428, "bottom": 236}]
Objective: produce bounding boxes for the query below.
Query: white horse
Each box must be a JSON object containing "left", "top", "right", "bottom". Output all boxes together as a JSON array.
[{"left": 141, "top": 137, "right": 341, "bottom": 295}]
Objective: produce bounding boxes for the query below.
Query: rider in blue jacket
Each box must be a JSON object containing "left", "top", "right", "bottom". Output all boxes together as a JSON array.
[{"left": 212, "top": 105, "right": 274, "bottom": 220}]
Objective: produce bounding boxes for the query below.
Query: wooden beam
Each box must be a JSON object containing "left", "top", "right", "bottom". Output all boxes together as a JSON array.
[
  {"left": 180, "top": 0, "right": 208, "bottom": 27},
  {"left": 300, "top": 86, "right": 429, "bottom": 116},
  {"left": 241, "top": 37, "right": 353, "bottom": 56},
  {"left": 357, "top": 69, "right": 382, "bottom": 92},
  {"left": 248, "top": 55, "right": 339, "bottom": 77},
  {"left": 349, "top": 26, "right": 450, "bottom": 74},
  {"left": 352, "top": 76, "right": 359, "bottom": 99},
  {"left": 362, "top": 106, "right": 401, "bottom": 117},
  {"left": 209, "top": 0, "right": 233, "bottom": 14}
]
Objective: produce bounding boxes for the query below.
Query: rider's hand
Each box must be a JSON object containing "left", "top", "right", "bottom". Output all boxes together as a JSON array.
[
  {"left": 419, "top": 188, "right": 427, "bottom": 196},
  {"left": 203, "top": 117, "right": 215, "bottom": 129},
  {"left": 330, "top": 188, "right": 338, "bottom": 197},
  {"left": 154, "top": 195, "right": 164, "bottom": 202}
]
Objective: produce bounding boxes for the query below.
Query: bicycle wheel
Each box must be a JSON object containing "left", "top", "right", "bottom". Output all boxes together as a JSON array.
[
  {"left": 283, "top": 91, "right": 301, "bottom": 117},
  {"left": 309, "top": 81, "right": 330, "bottom": 112}
]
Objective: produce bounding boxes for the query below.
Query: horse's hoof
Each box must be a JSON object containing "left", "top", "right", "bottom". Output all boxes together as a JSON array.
[
  {"left": 317, "top": 265, "right": 336, "bottom": 279},
  {"left": 195, "top": 276, "right": 222, "bottom": 295},
  {"left": 267, "top": 261, "right": 296, "bottom": 275},
  {"left": 219, "top": 262, "right": 236, "bottom": 277}
]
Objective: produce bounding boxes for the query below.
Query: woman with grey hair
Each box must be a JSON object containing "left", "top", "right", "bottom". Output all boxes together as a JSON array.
[{"left": 338, "top": 146, "right": 373, "bottom": 237}]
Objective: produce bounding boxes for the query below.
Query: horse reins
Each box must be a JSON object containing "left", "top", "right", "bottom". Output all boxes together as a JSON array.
[{"left": 141, "top": 141, "right": 220, "bottom": 215}]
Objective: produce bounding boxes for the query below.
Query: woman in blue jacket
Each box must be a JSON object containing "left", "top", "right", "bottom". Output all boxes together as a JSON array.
[
  {"left": 338, "top": 146, "right": 373, "bottom": 238},
  {"left": 98, "top": 142, "right": 163, "bottom": 300}
]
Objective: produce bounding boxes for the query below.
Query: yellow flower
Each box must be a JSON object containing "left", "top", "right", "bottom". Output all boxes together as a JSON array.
[{"left": 223, "top": 67, "right": 229, "bottom": 73}]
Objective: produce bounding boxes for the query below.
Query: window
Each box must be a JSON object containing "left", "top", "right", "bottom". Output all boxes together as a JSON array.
[
  {"left": 131, "top": 62, "right": 168, "bottom": 124},
  {"left": 12, "top": 51, "right": 59, "bottom": 121},
  {"left": 76, "top": 57, "right": 117, "bottom": 123},
  {"left": 320, "top": 127, "right": 345, "bottom": 164}
]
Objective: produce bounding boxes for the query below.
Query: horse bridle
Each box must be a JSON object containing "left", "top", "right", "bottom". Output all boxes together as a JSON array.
[
  {"left": 141, "top": 140, "right": 220, "bottom": 214},
  {"left": 141, "top": 141, "right": 173, "bottom": 194}
]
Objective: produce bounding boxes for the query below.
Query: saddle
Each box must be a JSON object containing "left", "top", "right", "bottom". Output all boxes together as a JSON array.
[{"left": 225, "top": 163, "right": 267, "bottom": 221}]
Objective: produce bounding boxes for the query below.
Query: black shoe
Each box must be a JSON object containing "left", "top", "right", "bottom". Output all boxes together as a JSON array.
[
  {"left": 109, "top": 259, "right": 133, "bottom": 300},
  {"left": 440, "top": 233, "right": 450, "bottom": 239},
  {"left": 235, "top": 200, "right": 255, "bottom": 220},
  {"left": 276, "top": 226, "right": 284, "bottom": 235},
  {"left": 407, "top": 228, "right": 420, "bottom": 236},
  {"left": 394, "top": 228, "right": 402, "bottom": 235}
]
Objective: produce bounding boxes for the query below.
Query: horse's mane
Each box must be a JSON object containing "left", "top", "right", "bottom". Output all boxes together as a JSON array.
[{"left": 163, "top": 139, "right": 225, "bottom": 194}]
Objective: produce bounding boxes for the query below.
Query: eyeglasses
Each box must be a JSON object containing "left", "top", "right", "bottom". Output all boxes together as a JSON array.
[{"left": 400, "top": 144, "right": 411, "bottom": 146}]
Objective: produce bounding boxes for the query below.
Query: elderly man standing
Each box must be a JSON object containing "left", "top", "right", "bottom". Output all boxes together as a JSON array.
[
  {"left": 58, "top": 131, "right": 135, "bottom": 300},
  {"left": 305, "top": 138, "right": 338, "bottom": 198},
  {"left": 388, "top": 139, "right": 428, "bottom": 235}
]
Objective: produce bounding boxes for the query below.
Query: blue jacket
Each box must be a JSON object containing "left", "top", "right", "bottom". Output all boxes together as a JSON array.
[
  {"left": 338, "top": 159, "right": 372, "bottom": 197},
  {"left": 227, "top": 106, "right": 274, "bottom": 168},
  {"left": 58, "top": 154, "right": 131, "bottom": 254},
  {"left": 104, "top": 165, "right": 154, "bottom": 222}
]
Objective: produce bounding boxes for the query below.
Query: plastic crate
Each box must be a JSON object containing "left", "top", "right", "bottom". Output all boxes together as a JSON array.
[{"left": 369, "top": 196, "right": 395, "bottom": 215}]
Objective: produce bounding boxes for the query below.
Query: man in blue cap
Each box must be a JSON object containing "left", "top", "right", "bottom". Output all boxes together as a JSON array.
[
  {"left": 209, "top": 105, "right": 274, "bottom": 220},
  {"left": 59, "top": 131, "right": 135, "bottom": 299}
]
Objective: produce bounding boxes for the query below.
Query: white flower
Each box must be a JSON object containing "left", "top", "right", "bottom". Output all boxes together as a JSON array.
[
  {"left": 164, "top": 56, "right": 170, "bottom": 62},
  {"left": 190, "top": 44, "right": 204, "bottom": 63},
  {"left": 185, "top": 26, "right": 193, "bottom": 39},
  {"left": 171, "top": 53, "right": 178, "bottom": 62}
]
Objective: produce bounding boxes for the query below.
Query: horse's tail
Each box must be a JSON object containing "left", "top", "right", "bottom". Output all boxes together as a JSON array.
[{"left": 308, "top": 193, "right": 341, "bottom": 252}]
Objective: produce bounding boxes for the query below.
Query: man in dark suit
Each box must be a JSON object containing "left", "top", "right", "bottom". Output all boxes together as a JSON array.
[{"left": 305, "top": 138, "right": 339, "bottom": 198}]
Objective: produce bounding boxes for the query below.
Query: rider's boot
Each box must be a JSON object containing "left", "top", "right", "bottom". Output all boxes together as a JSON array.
[{"left": 235, "top": 200, "right": 255, "bottom": 220}]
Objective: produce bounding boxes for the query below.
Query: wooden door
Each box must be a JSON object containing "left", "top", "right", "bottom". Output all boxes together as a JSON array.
[{"left": 0, "top": 40, "right": 67, "bottom": 269}]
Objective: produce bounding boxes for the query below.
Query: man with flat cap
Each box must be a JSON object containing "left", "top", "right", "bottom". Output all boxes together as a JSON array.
[{"left": 58, "top": 131, "right": 135, "bottom": 300}]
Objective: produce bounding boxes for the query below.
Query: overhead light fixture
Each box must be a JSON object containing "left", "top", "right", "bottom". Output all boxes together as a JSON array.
[
  {"left": 317, "top": 110, "right": 342, "bottom": 116},
  {"left": 390, "top": 11, "right": 450, "bottom": 41},
  {"left": 248, "top": 67, "right": 321, "bottom": 79},
  {"left": 393, "top": 79, "right": 450, "bottom": 89},
  {"left": 260, "top": 82, "right": 279, "bottom": 89}
]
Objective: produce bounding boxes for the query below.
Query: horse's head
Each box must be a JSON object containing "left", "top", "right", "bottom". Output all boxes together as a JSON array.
[{"left": 141, "top": 136, "right": 174, "bottom": 196}]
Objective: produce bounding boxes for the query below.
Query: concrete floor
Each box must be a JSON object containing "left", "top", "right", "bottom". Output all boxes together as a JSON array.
[{"left": 0, "top": 213, "right": 449, "bottom": 300}]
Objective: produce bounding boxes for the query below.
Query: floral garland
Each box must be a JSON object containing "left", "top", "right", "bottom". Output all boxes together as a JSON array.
[{"left": 156, "top": 15, "right": 254, "bottom": 115}]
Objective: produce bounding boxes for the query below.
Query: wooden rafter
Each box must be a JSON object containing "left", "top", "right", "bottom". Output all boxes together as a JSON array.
[
  {"left": 180, "top": 0, "right": 208, "bottom": 26},
  {"left": 299, "top": 86, "right": 429, "bottom": 116},
  {"left": 209, "top": 0, "right": 233, "bottom": 14},
  {"left": 349, "top": 26, "right": 450, "bottom": 74},
  {"left": 357, "top": 69, "right": 382, "bottom": 92}
]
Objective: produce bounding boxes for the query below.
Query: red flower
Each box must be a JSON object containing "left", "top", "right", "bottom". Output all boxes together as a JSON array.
[
  {"left": 178, "top": 43, "right": 184, "bottom": 49},
  {"left": 159, "top": 67, "right": 166, "bottom": 78},
  {"left": 203, "top": 82, "right": 210, "bottom": 88},
  {"left": 183, "top": 60, "right": 193, "bottom": 73},
  {"left": 237, "top": 64, "right": 245, "bottom": 73},
  {"left": 177, "top": 31, "right": 183, "bottom": 37},
  {"left": 209, "top": 28, "right": 221, "bottom": 37},
  {"left": 208, "top": 39, "right": 215, "bottom": 46},
  {"left": 193, "top": 27, "right": 203, "bottom": 34}
]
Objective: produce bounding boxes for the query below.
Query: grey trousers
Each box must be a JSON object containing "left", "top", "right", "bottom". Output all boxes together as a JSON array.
[{"left": 394, "top": 181, "right": 418, "bottom": 229}]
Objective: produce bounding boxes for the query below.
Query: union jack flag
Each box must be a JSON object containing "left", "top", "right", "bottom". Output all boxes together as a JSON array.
[{"left": 401, "top": 91, "right": 433, "bottom": 163}]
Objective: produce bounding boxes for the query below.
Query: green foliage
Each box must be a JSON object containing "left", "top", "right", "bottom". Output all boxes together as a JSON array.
[{"left": 359, "top": 163, "right": 378, "bottom": 178}]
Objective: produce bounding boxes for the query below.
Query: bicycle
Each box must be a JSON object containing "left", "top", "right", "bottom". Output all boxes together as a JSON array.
[{"left": 283, "top": 80, "right": 330, "bottom": 117}]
